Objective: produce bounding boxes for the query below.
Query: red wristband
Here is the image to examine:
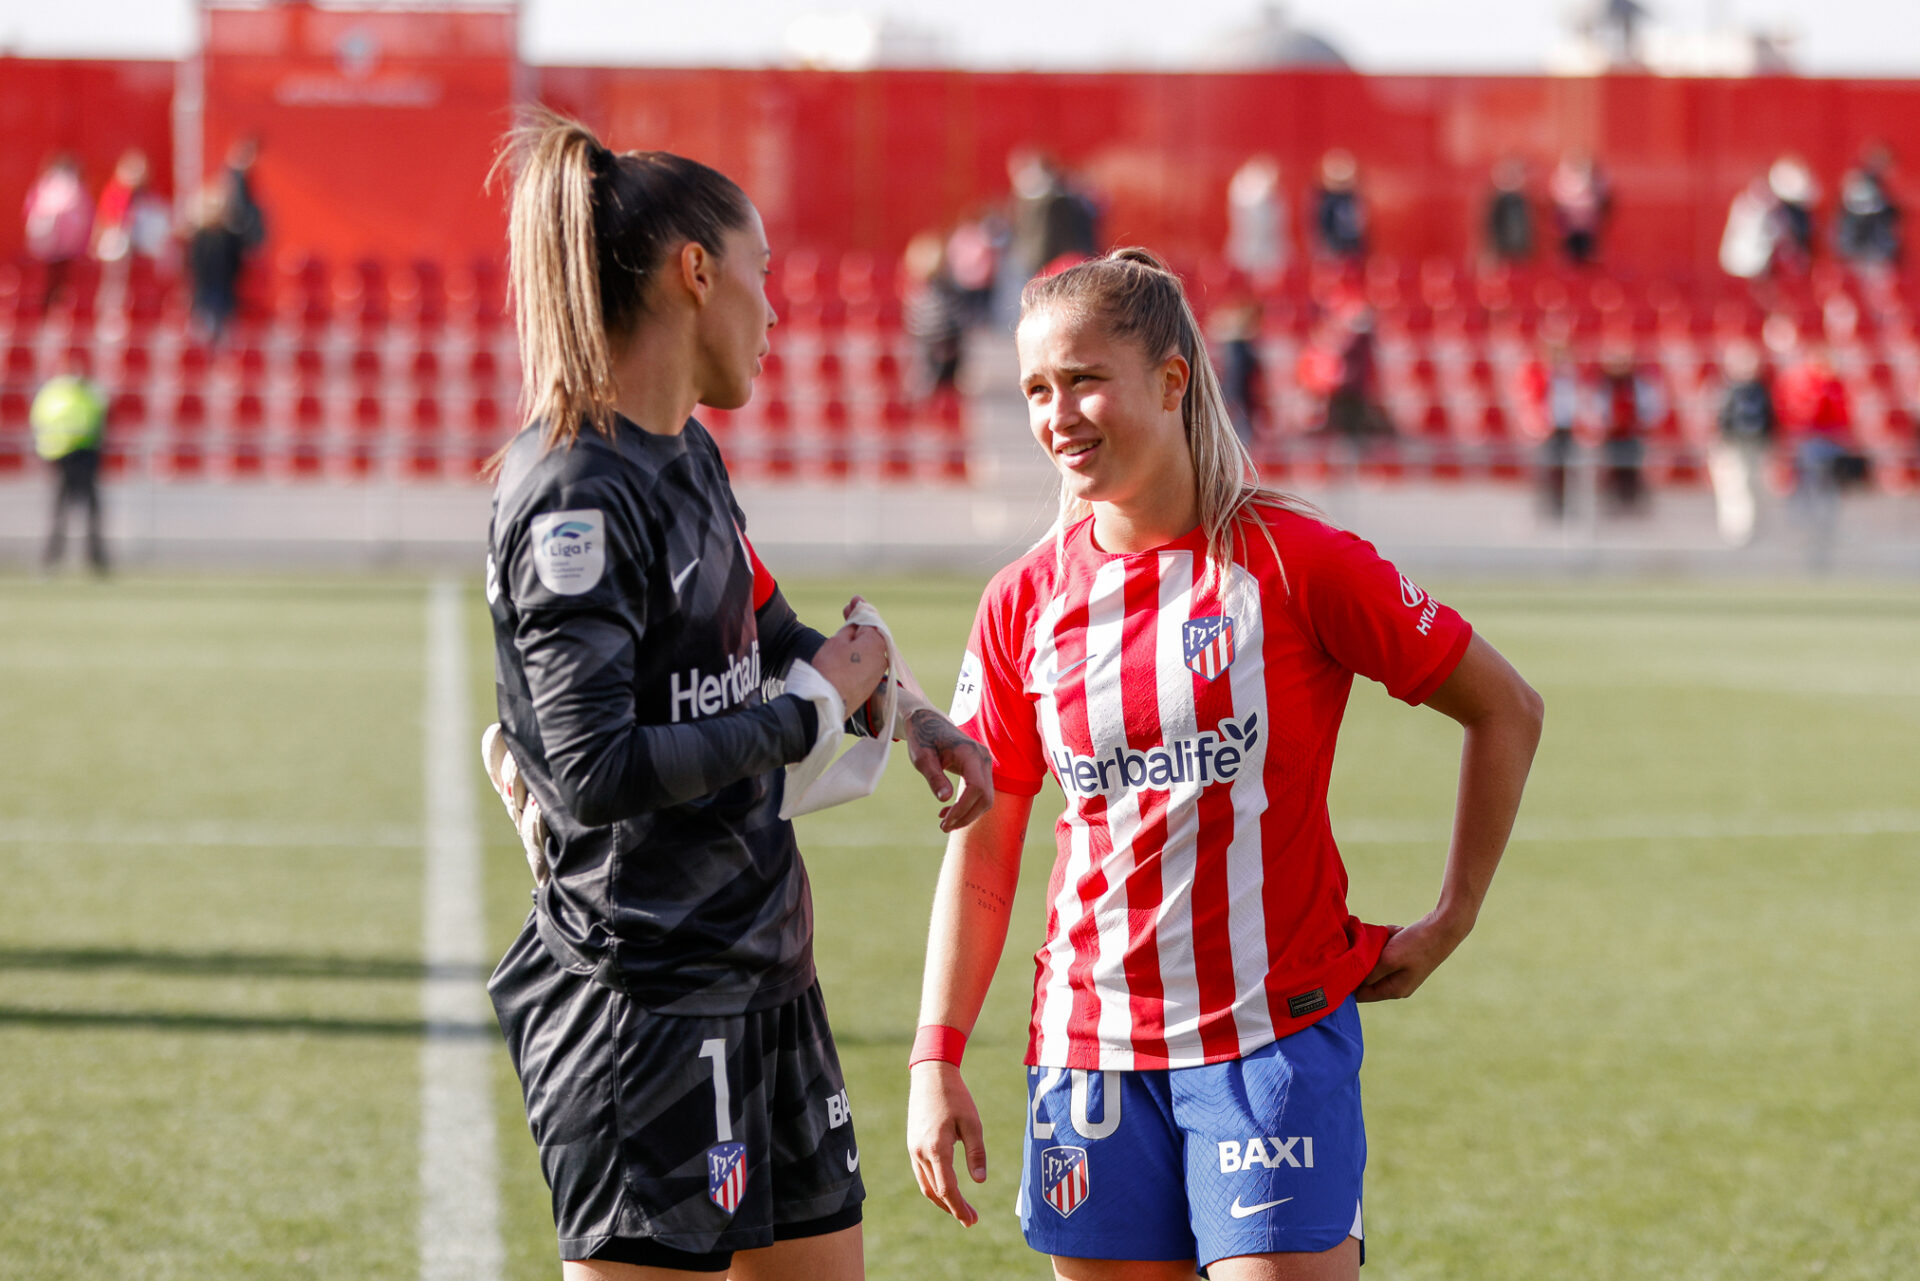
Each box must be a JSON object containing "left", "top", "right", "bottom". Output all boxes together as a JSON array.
[{"left": 908, "top": 1024, "right": 968, "bottom": 1068}]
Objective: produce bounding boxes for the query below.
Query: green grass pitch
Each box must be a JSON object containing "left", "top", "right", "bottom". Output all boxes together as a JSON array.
[{"left": 1, "top": 572, "right": 1915, "bottom": 1278}]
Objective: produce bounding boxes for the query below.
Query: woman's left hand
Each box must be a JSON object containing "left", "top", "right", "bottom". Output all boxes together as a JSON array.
[
  {"left": 905, "top": 709, "right": 996, "bottom": 832},
  {"left": 1354, "top": 910, "right": 1472, "bottom": 1002},
  {"left": 840, "top": 595, "right": 996, "bottom": 831}
]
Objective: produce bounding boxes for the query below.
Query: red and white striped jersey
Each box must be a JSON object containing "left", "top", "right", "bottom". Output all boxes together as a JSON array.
[{"left": 952, "top": 508, "right": 1472, "bottom": 1070}]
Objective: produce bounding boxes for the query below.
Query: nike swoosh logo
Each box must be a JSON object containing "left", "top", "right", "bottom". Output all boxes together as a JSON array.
[
  {"left": 670, "top": 559, "right": 699, "bottom": 593},
  {"left": 1228, "top": 1195, "right": 1294, "bottom": 1219},
  {"left": 846, "top": 1148, "right": 860, "bottom": 1172},
  {"left": 1042, "top": 652, "right": 1098, "bottom": 686}
]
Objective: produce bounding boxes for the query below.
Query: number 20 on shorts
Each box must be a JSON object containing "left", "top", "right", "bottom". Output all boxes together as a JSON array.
[{"left": 1031, "top": 1067, "right": 1122, "bottom": 1140}]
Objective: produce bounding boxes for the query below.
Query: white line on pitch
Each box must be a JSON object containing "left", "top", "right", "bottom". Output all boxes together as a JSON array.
[
  {"left": 420, "top": 579, "right": 503, "bottom": 1281},
  {"left": 1338, "top": 809, "right": 1920, "bottom": 846},
  {"left": 0, "top": 821, "right": 418, "bottom": 848}
]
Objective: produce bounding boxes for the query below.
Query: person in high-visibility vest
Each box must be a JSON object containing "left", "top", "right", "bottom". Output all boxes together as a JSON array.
[{"left": 30, "top": 358, "right": 109, "bottom": 573}]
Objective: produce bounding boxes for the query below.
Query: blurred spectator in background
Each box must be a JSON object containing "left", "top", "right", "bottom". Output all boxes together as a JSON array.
[
  {"left": 1008, "top": 148, "right": 1099, "bottom": 279},
  {"left": 1301, "top": 303, "right": 1389, "bottom": 446},
  {"left": 186, "top": 188, "right": 245, "bottom": 347},
  {"left": 1517, "top": 334, "right": 1581, "bottom": 518},
  {"left": 1835, "top": 144, "right": 1902, "bottom": 270},
  {"left": 1765, "top": 156, "right": 1819, "bottom": 274},
  {"left": 1723, "top": 158, "right": 1821, "bottom": 282},
  {"left": 1708, "top": 340, "right": 1777, "bottom": 546},
  {"left": 92, "top": 148, "right": 172, "bottom": 269},
  {"left": 30, "top": 351, "right": 109, "bottom": 574},
  {"left": 1225, "top": 155, "right": 1289, "bottom": 287},
  {"left": 1550, "top": 152, "right": 1611, "bottom": 266},
  {"left": 1212, "top": 298, "right": 1267, "bottom": 450},
  {"left": 1484, "top": 157, "right": 1536, "bottom": 263},
  {"left": 222, "top": 136, "right": 268, "bottom": 259},
  {"left": 1310, "top": 149, "right": 1368, "bottom": 261},
  {"left": 1596, "top": 346, "right": 1657, "bottom": 513},
  {"left": 1776, "top": 343, "right": 1857, "bottom": 555},
  {"left": 1720, "top": 170, "right": 1780, "bottom": 281},
  {"left": 902, "top": 230, "right": 965, "bottom": 403},
  {"left": 22, "top": 153, "right": 93, "bottom": 309},
  {"left": 943, "top": 213, "right": 999, "bottom": 326}
]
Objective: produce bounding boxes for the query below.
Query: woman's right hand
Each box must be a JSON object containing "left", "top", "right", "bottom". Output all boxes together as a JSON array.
[
  {"left": 811, "top": 621, "right": 888, "bottom": 712},
  {"left": 907, "top": 1061, "right": 987, "bottom": 1227}
]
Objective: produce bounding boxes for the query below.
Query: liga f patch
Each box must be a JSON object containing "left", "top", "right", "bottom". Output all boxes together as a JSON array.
[
  {"left": 707, "top": 1141, "right": 748, "bottom": 1214},
  {"left": 1040, "top": 1145, "right": 1091, "bottom": 1218},
  {"left": 530, "top": 508, "right": 606, "bottom": 596},
  {"left": 1183, "top": 615, "right": 1236, "bottom": 681}
]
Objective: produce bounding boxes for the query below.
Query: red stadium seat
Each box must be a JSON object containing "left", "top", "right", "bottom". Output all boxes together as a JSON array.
[
  {"left": 233, "top": 344, "right": 268, "bottom": 391},
  {"left": 393, "top": 259, "right": 447, "bottom": 332},
  {"left": 108, "top": 389, "right": 148, "bottom": 429},
  {"left": 466, "top": 346, "right": 499, "bottom": 385},
  {"left": 349, "top": 347, "right": 382, "bottom": 387},
  {"left": 818, "top": 399, "right": 851, "bottom": 478},
  {"left": 761, "top": 397, "right": 795, "bottom": 477},
  {"left": 5, "top": 344, "right": 38, "bottom": 385},
  {"left": 293, "top": 346, "right": 325, "bottom": 388},
  {"left": 880, "top": 398, "right": 914, "bottom": 478},
  {"left": 103, "top": 391, "right": 148, "bottom": 475},
  {"left": 176, "top": 343, "right": 211, "bottom": 386},
  {"left": 113, "top": 344, "right": 153, "bottom": 386},
  {"left": 408, "top": 395, "right": 444, "bottom": 477},
  {"left": 410, "top": 347, "right": 441, "bottom": 389},
  {"left": 165, "top": 392, "right": 209, "bottom": 475}
]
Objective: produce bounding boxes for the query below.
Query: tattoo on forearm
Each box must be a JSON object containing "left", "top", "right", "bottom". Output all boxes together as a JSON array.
[
  {"left": 909, "top": 708, "right": 970, "bottom": 755},
  {"left": 965, "top": 877, "right": 1009, "bottom": 912}
]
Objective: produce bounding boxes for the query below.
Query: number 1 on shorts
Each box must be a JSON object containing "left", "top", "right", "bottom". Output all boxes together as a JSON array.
[{"left": 699, "top": 1037, "right": 732, "bottom": 1143}]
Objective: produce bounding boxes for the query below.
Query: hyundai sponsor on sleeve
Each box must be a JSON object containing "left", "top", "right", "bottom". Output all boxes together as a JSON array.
[{"left": 1400, "top": 571, "right": 1439, "bottom": 635}]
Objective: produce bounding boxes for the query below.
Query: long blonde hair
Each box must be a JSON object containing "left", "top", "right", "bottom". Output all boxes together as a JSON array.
[
  {"left": 490, "top": 107, "right": 752, "bottom": 459},
  {"left": 1020, "top": 247, "right": 1315, "bottom": 586}
]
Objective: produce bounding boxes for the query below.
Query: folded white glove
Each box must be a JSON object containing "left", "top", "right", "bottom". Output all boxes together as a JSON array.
[
  {"left": 481, "top": 722, "right": 550, "bottom": 886},
  {"left": 779, "top": 600, "right": 917, "bottom": 820}
]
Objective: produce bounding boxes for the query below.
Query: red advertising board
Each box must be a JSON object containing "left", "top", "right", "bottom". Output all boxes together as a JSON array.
[{"left": 199, "top": 2, "right": 516, "bottom": 263}]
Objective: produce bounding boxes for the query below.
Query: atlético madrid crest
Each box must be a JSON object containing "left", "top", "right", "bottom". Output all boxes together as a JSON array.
[
  {"left": 1183, "top": 615, "right": 1236, "bottom": 681},
  {"left": 1040, "top": 1145, "right": 1091, "bottom": 1217},
  {"left": 707, "top": 1141, "right": 748, "bottom": 1214}
]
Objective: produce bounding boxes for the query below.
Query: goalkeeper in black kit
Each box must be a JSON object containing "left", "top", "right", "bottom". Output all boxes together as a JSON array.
[{"left": 478, "top": 110, "right": 992, "bottom": 1281}]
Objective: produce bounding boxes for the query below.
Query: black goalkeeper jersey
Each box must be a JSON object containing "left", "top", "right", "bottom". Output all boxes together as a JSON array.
[{"left": 487, "top": 415, "right": 827, "bottom": 1015}]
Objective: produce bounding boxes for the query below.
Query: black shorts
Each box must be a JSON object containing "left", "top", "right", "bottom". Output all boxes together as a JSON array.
[{"left": 488, "top": 914, "right": 865, "bottom": 1266}]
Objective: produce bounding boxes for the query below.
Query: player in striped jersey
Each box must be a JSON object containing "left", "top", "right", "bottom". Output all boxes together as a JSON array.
[{"left": 906, "top": 249, "right": 1544, "bottom": 1278}]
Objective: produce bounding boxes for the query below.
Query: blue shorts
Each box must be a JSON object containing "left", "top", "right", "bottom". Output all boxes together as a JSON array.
[{"left": 1018, "top": 996, "right": 1365, "bottom": 1269}]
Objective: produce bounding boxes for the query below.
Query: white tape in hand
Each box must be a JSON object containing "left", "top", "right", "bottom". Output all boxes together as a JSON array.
[{"left": 779, "top": 601, "right": 914, "bottom": 820}]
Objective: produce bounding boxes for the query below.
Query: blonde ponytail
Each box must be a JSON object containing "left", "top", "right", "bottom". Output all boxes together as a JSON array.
[{"left": 497, "top": 109, "right": 620, "bottom": 449}]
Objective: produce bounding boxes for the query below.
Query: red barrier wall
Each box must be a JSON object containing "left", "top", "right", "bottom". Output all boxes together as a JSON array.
[
  {"left": 539, "top": 68, "right": 1920, "bottom": 281},
  {"left": 0, "top": 58, "right": 177, "bottom": 260}
]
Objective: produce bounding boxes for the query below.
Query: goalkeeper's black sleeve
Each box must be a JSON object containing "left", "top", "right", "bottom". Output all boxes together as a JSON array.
[{"left": 517, "top": 607, "right": 820, "bottom": 829}]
